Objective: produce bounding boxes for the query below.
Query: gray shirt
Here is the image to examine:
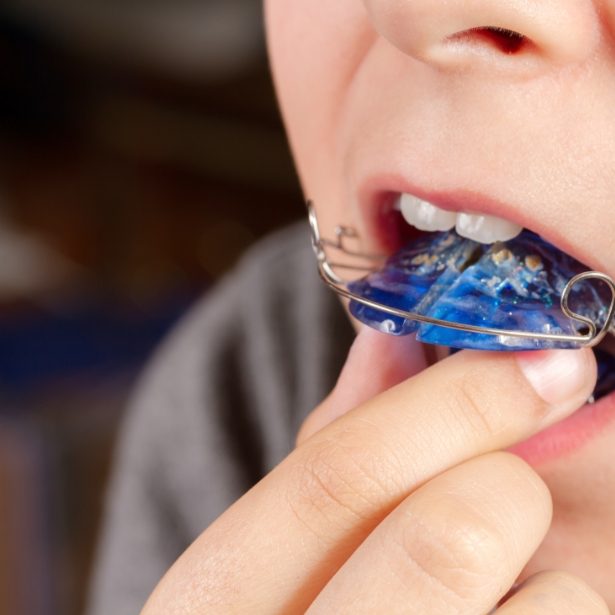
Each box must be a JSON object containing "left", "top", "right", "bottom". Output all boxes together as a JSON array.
[{"left": 87, "top": 222, "right": 355, "bottom": 615}]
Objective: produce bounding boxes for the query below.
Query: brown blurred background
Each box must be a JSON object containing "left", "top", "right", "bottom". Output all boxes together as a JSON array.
[{"left": 0, "top": 2, "right": 303, "bottom": 613}]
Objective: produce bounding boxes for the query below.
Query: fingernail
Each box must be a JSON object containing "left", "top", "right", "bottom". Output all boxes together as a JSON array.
[{"left": 516, "top": 348, "right": 595, "bottom": 409}]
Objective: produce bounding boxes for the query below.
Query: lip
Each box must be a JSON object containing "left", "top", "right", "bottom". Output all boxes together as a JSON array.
[
  {"left": 507, "top": 389, "right": 615, "bottom": 466},
  {"left": 357, "top": 174, "right": 606, "bottom": 274}
]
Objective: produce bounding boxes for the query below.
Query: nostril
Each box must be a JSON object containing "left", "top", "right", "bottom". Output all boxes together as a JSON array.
[
  {"left": 473, "top": 27, "right": 527, "bottom": 54},
  {"left": 446, "top": 26, "right": 530, "bottom": 55}
]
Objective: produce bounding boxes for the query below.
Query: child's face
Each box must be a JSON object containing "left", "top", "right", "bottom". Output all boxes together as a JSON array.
[{"left": 266, "top": 0, "right": 615, "bottom": 601}]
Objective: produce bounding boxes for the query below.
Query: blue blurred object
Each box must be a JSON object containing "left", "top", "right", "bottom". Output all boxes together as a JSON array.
[{"left": 0, "top": 289, "right": 199, "bottom": 397}]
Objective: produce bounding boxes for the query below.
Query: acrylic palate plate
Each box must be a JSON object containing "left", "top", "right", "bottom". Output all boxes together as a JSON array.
[{"left": 348, "top": 230, "right": 609, "bottom": 350}]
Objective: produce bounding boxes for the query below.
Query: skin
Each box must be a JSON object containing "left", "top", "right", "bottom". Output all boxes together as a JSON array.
[{"left": 143, "top": 1, "right": 615, "bottom": 612}]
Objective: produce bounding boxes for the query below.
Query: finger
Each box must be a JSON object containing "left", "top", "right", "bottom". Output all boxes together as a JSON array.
[
  {"left": 297, "top": 326, "right": 428, "bottom": 445},
  {"left": 307, "top": 452, "right": 551, "bottom": 615},
  {"left": 143, "top": 348, "right": 595, "bottom": 614},
  {"left": 494, "top": 570, "right": 610, "bottom": 615}
]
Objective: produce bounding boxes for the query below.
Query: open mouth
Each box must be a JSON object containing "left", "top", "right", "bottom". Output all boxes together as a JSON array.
[{"left": 347, "top": 191, "right": 615, "bottom": 402}]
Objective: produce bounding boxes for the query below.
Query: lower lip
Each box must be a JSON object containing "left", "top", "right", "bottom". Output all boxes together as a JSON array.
[{"left": 507, "top": 388, "right": 615, "bottom": 466}]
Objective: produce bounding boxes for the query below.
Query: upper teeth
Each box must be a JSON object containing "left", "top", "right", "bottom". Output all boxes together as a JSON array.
[{"left": 398, "top": 193, "right": 523, "bottom": 244}]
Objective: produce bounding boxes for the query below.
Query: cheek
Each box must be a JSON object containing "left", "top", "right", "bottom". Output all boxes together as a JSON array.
[
  {"left": 265, "top": 0, "right": 376, "bottom": 194},
  {"left": 265, "top": 0, "right": 326, "bottom": 158}
]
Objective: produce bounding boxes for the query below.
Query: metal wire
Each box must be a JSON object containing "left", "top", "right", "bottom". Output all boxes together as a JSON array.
[{"left": 307, "top": 200, "right": 615, "bottom": 348}]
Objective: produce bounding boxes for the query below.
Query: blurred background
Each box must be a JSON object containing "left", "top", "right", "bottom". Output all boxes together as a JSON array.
[{"left": 0, "top": 2, "right": 303, "bottom": 613}]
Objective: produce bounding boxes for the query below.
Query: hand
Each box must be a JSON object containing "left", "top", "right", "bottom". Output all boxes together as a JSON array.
[{"left": 142, "top": 327, "right": 609, "bottom": 614}]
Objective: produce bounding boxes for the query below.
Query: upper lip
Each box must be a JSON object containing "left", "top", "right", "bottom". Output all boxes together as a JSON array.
[{"left": 357, "top": 174, "right": 604, "bottom": 274}]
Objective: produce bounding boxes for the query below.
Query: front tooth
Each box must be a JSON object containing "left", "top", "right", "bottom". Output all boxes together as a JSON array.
[
  {"left": 456, "top": 212, "right": 523, "bottom": 244},
  {"left": 399, "top": 193, "right": 457, "bottom": 232}
]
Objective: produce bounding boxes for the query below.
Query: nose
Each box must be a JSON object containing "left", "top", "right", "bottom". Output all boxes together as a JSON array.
[{"left": 362, "top": 0, "right": 599, "bottom": 76}]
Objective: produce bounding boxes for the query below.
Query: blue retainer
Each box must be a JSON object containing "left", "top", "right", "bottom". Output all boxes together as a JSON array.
[{"left": 348, "top": 229, "right": 610, "bottom": 351}]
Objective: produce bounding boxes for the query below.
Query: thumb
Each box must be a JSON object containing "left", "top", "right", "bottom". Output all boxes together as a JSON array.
[{"left": 296, "top": 325, "right": 429, "bottom": 446}]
